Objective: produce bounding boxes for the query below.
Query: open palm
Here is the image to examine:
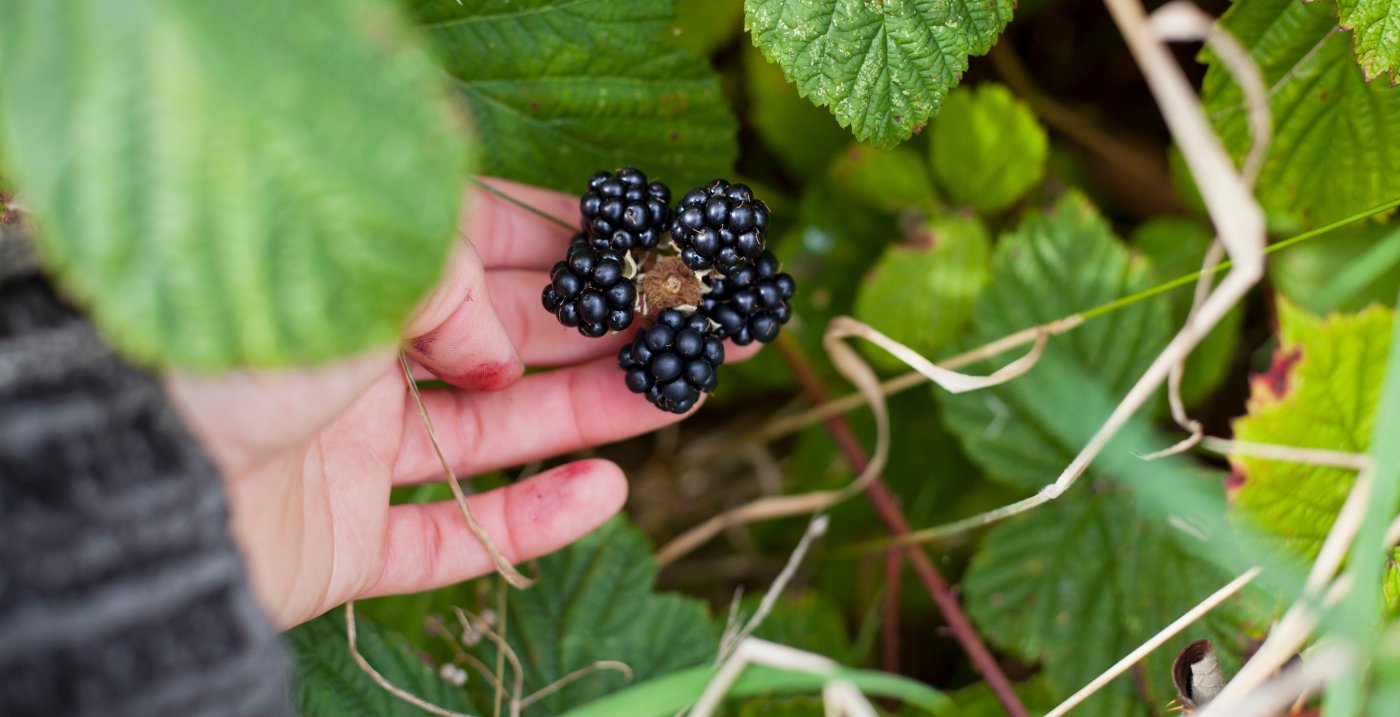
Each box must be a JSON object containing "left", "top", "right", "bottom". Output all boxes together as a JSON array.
[{"left": 168, "top": 179, "right": 754, "bottom": 629}]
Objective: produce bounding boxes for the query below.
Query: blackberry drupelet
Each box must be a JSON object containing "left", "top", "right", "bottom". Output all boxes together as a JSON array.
[
  {"left": 542, "top": 235, "right": 637, "bottom": 337},
  {"left": 617, "top": 308, "right": 724, "bottom": 414},
  {"left": 670, "top": 179, "right": 770, "bottom": 273},
  {"left": 701, "top": 250, "right": 795, "bottom": 345},
  {"left": 580, "top": 168, "right": 671, "bottom": 253}
]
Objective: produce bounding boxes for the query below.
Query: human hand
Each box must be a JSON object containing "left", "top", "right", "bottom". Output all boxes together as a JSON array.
[{"left": 167, "top": 178, "right": 757, "bottom": 629}]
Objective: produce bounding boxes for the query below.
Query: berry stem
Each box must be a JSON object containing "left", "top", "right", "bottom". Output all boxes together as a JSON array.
[{"left": 772, "top": 335, "right": 1031, "bottom": 717}]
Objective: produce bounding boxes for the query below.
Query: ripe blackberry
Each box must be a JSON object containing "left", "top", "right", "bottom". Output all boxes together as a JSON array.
[
  {"left": 701, "top": 250, "right": 795, "bottom": 345},
  {"left": 580, "top": 168, "right": 671, "bottom": 253},
  {"left": 617, "top": 309, "right": 724, "bottom": 414},
  {"left": 542, "top": 235, "right": 637, "bottom": 337},
  {"left": 670, "top": 179, "right": 770, "bottom": 273}
]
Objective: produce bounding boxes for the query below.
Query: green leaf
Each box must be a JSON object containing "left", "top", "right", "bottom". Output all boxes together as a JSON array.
[
  {"left": 929, "top": 83, "right": 1048, "bottom": 212},
  {"left": 963, "top": 489, "right": 1262, "bottom": 717},
  {"left": 0, "top": 0, "right": 469, "bottom": 370},
  {"left": 1202, "top": 0, "right": 1400, "bottom": 232},
  {"left": 558, "top": 662, "right": 954, "bottom": 717},
  {"left": 1230, "top": 300, "right": 1397, "bottom": 563},
  {"left": 744, "top": 0, "right": 1015, "bottom": 148},
  {"left": 940, "top": 193, "right": 1172, "bottom": 491},
  {"left": 854, "top": 214, "right": 991, "bottom": 373},
  {"left": 1337, "top": 0, "right": 1400, "bottom": 81},
  {"left": 1270, "top": 220, "right": 1400, "bottom": 314},
  {"left": 1130, "top": 218, "right": 1243, "bottom": 405},
  {"left": 829, "top": 144, "right": 939, "bottom": 212},
  {"left": 737, "top": 695, "right": 825, "bottom": 716},
  {"left": 409, "top": 0, "right": 737, "bottom": 192},
  {"left": 668, "top": 0, "right": 746, "bottom": 57},
  {"left": 744, "top": 591, "right": 852, "bottom": 662},
  {"left": 472, "top": 518, "right": 720, "bottom": 714},
  {"left": 744, "top": 44, "right": 853, "bottom": 180},
  {"left": 290, "top": 609, "right": 481, "bottom": 717},
  {"left": 949, "top": 674, "right": 1057, "bottom": 717}
]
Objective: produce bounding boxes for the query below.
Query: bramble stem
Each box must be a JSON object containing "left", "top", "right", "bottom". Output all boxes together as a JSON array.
[{"left": 772, "top": 337, "right": 1031, "bottom": 717}]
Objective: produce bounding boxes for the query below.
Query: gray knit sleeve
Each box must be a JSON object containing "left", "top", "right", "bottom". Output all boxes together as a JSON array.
[{"left": 0, "top": 229, "right": 295, "bottom": 717}]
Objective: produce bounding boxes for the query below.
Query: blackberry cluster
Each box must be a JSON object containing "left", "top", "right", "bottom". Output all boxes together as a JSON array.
[
  {"left": 580, "top": 168, "right": 671, "bottom": 252},
  {"left": 542, "top": 235, "right": 636, "bottom": 337},
  {"left": 540, "top": 167, "right": 797, "bottom": 414},
  {"left": 670, "top": 179, "right": 770, "bottom": 273},
  {"left": 700, "top": 250, "right": 795, "bottom": 345},
  {"left": 618, "top": 309, "right": 724, "bottom": 414}
]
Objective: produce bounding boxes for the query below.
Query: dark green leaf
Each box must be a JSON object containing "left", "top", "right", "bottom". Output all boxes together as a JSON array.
[
  {"left": 940, "top": 192, "right": 1172, "bottom": 491},
  {"left": 964, "top": 489, "right": 1261, "bottom": 717},
  {"left": 290, "top": 609, "right": 481, "bottom": 717},
  {"left": 0, "top": 0, "right": 469, "bottom": 369},
  {"left": 745, "top": 591, "right": 852, "bottom": 662},
  {"left": 409, "top": 0, "right": 738, "bottom": 192},
  {"left": 744, "top": 0, "right": 1015, "bottom": 148},
  {"left": 474, "top": 518, "right": 719, "bottom": 714},
  {"left": 1202, "top": 0, "right": 1400, "bottom": 232}
]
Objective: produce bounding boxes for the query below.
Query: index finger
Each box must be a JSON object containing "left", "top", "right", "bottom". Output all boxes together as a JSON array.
[{"left": 466, "top": 177, "right": 580, "bottom": 270}]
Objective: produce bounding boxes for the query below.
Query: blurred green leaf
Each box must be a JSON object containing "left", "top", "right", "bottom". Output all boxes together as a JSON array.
[
  {"left": 1337, "top": 0, "right": 1400, "bottom": 81},
  {"left": 964, "top": 487, "right": 1261, "bottom": 717},
  {"left": 1201, "top": 0, "right": 1400, "bottom": 232},
  {"left": 1231, "top": 301, "right": 1400, "bottom": 566},
  {"left": 668, "top": 0, "right": 745, "bottom": 57},
  {"left": 948, "top": 673, "right": 1057, "bottom": 717},
  {"left": 743, "top": 0, "right": 1015, "bottom": 148},
  {"left": 1130, "top": 218, "right": 1243, "bottom": 405},
  {"left": 0, "top": 0, "right": 468, "bottom": 369},
  {"left": 930, "top": 84, "right": 1048, "bottom": 212},
  {"left": 1370, "top": 623, "right": 1400, "bottom": 713},
  {"left": 1271, "top": 221, "right": 1400, "bottom": 314},
  {"left": 744, "top": 182, "right": 897, "bottom": 389},
  {"left": 744, "top": 591, "right": 852, "bottom": 662},
  {"left": 940, "top": 192, "right": 1172, "bottom": 491},
  {"left": 559, "top": 662, "right": 953, "bottom": 717},
  {"left": 855, "top": 214, "right": 991, "bottom": 372},
  {"left": 408, "top": 0, "right": 737, "bottom": 192},
  {"left": 830, "top": 144, "right": 939, "bottom": 212},
  {"left": 736, "top": 695, "right": 825, "bottom": 716},
  {"left": 743, "top": 44, "right": 852, "bottom": 180},
  {"left": 472, "top": 518, "right": 719, "bottom": 714},
  {"left": 290, "top": 609, "right": 481, "bottom": 717}
]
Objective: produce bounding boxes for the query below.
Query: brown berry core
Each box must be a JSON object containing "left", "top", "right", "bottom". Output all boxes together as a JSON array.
[{"left": 641, "top": 256, "right": 703, "bottom": 314}]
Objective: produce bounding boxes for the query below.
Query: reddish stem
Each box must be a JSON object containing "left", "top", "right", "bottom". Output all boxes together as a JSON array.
[{"left": 775, "top": 337, "right": 1030, "bottom": 717}]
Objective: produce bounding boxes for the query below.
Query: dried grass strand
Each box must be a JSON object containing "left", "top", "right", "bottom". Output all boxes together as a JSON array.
[
  {"left": 655, "top": 324, "right": 1049, "bottom": 566},
  {"left": 399, "top": 351, "right": 534, "bottom": 589},
  {"left": 344, "top": 602, "right": 478, "bottom": 717},
  {"left": 1042, "top": 566, "right": 1261, "bottom": 717}
]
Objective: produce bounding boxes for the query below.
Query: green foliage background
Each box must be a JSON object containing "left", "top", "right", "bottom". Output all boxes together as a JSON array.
[{"left": 4, "top": 0, "right": 1400, "bottom": 714}]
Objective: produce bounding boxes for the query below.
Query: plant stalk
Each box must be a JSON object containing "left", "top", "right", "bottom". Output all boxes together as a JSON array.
[{"left": 773, "top": 337, "right": 1030, "bottom": 717}]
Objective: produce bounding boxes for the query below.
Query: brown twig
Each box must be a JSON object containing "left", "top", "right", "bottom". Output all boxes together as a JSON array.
[{"left": 772, "top": 337, "right": 1030, "bottom": 717}]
